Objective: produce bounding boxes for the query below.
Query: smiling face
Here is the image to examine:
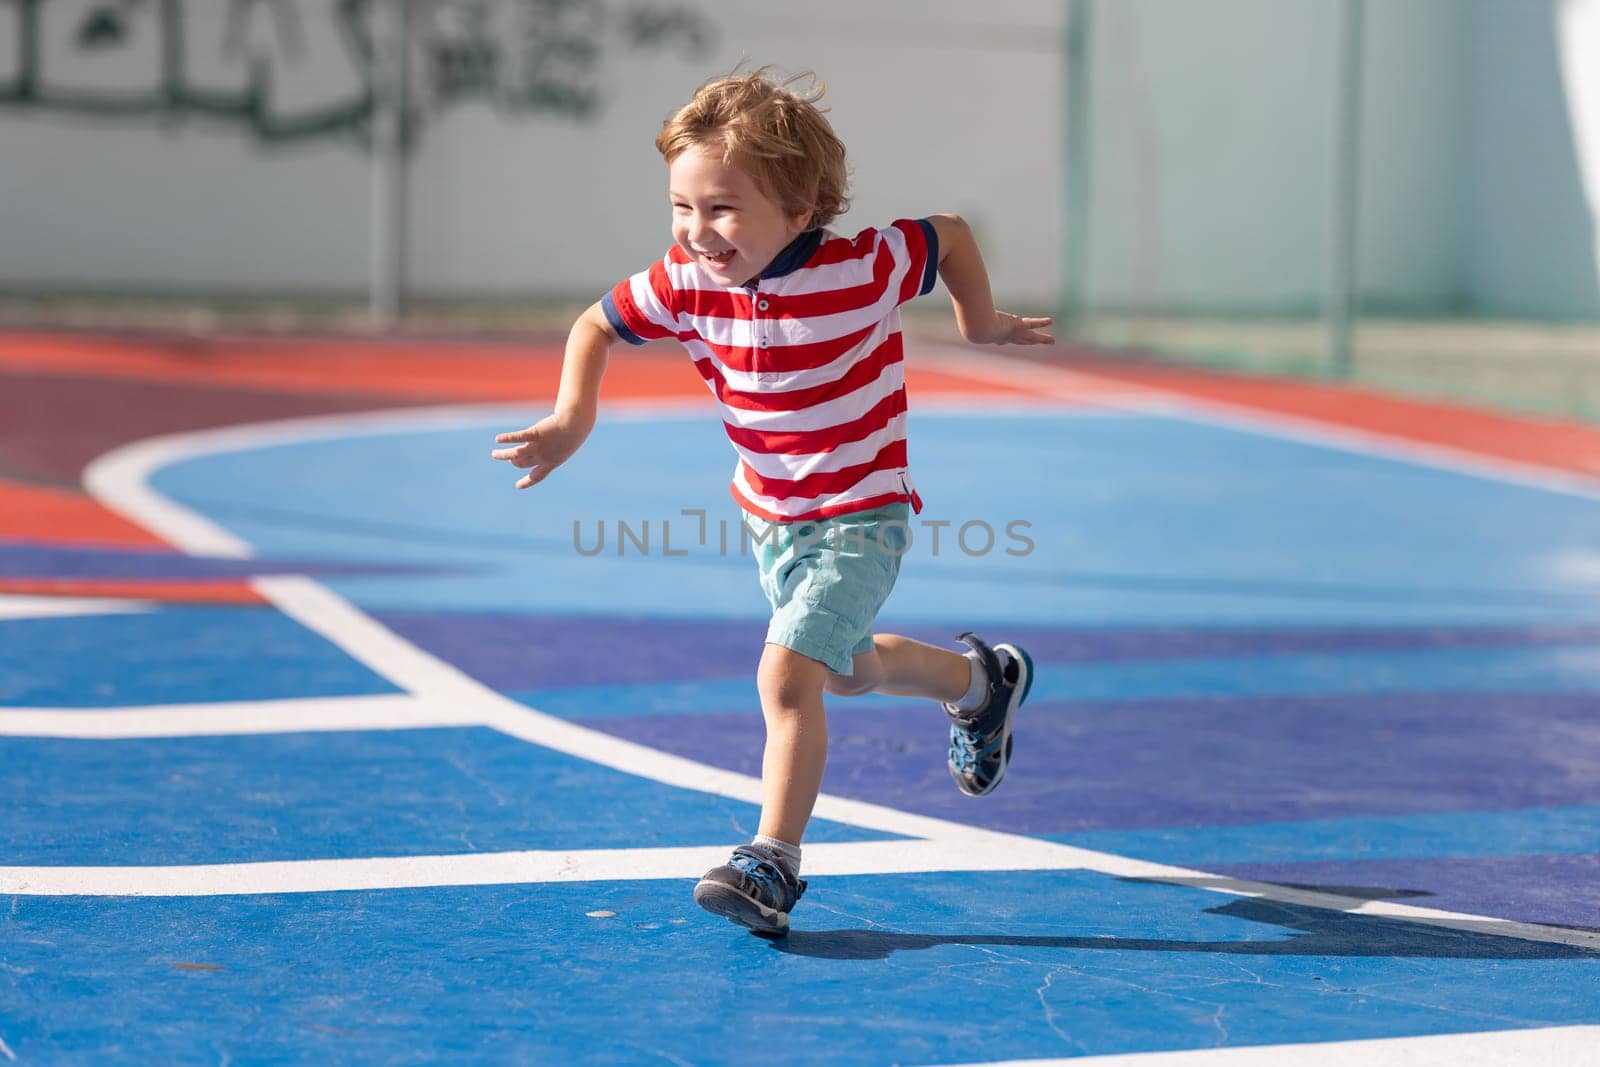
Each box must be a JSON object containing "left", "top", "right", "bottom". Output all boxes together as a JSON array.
[{"left": 668, "top": 143, "right": 811, "bottom": 287}]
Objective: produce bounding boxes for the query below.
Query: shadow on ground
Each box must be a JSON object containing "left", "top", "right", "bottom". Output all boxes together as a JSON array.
[{"left": 769, "top": 890, "right": 1599, "bottom": 962}]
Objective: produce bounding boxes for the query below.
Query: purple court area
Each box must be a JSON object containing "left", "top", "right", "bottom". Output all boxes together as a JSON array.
[{"left": 371, "top": 609, "right": 1600, "bottom": 932}]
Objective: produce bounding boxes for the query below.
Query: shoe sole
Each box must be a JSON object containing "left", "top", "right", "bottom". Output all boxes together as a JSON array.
[
  {"left": 693, "top": 880, "right": 790, "bottom": 937},
  {"left": 955, "top": 642, "right": 1033, "bottom": 798}
]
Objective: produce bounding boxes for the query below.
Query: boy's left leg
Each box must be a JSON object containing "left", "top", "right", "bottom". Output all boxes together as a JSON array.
[
  {"left": 833, "top": 632, "right": 1034, "bottom": 798},
  {"left": 849, "top": 634, "right": 971, "bottom": 702},
  {"left": 941, "top": 632, "right": 1033, "bottom": 797}
]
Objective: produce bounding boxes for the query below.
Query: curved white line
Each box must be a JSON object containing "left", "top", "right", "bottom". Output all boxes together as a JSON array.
[{"left": 78, "top": 399, "right": 712, "bottom": 557}]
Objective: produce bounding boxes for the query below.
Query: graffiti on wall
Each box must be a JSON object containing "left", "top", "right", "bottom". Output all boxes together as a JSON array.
[{"left": 0, "top": 0, "right": 713, "bottom": 147}]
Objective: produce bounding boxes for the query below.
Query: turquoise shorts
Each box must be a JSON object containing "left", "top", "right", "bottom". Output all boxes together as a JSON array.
[{"left": 746, "top": 502, "right": 910, "bottom": 676}]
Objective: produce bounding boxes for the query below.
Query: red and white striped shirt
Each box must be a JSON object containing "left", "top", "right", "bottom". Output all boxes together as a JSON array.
[{"left": 602, "top": 218, "right": 939, "bottom": 522}]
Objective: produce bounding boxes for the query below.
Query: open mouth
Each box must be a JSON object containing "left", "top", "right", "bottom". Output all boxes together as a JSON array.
[{"left": 697, "top": 249, "right": 737, "bottom": 271}]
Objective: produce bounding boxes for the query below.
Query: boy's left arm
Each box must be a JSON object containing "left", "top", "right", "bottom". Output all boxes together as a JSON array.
[{"left": 926, "top": 214, "right": 1054, "bottom": 346}]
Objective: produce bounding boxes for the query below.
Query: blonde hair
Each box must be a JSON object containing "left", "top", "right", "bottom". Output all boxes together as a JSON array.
[{"left": 656, "top": 68, "right": 850, "bottom": 230}]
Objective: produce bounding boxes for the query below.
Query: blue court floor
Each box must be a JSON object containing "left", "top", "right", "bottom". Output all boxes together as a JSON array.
[{"left": 3, "top": 384, "right": 1599, "bottom": 1064}]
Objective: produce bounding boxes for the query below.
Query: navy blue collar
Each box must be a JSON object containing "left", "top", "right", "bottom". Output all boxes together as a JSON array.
[{"left": 746, "top": 229, "right": 823, "bottom": 287}]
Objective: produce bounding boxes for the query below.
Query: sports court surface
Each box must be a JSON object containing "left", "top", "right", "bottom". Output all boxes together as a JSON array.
[{"left": 2, "top": 329, "right": 1598, "bottom": 1064}]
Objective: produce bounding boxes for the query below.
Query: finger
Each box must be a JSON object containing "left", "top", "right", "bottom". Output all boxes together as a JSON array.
[
  {"left": 516, "top": 466, "right": 553, "bottom": 490},
  {"left": 491, "top": 447, "right": 541, "bottom": 467},
  {"left": 1019, "top": 317, "right": 1053, "bottom": 327},
  {"left": 495, "top": 429, "right": 537, "bottom": 444}
]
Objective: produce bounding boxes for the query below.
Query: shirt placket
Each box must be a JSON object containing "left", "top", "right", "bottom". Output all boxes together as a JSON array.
[{"left": 752, "top": 285, "right": 775, "bottom": 382}]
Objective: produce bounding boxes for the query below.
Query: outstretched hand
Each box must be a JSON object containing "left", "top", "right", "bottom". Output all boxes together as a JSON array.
[
  {"left": 970, "top": 311, "right": 1055, "bottom": 346},
  {"left": 491, "top": 414, "right": 588, "bottom": 490}
]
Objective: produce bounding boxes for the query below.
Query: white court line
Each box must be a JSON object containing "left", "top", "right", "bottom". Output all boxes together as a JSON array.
[
  {"left": 930, "top": 1025, "right": 1600, "bottom": 1067},
  {"left": 0, "top": 593, "right": 155, "bottom": 621},
  {"left": 77, "top": 399, "right": 712, "bottom": 559},
  {"left": 29, "top": 396, "right": 1590, "bottom": 957},
  {"left": 4, "top": 836, "right": 1594, "bottom": 951},
  {"left": 0, "top": 693, "right": 473, "bottom": 739},
  {"left": 0, "top": 839, "right": 1132, "bottom": 896}
]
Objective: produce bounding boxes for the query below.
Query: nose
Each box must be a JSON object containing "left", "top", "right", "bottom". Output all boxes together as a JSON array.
[{"left": 685, "top": 212, "right": 715, "bottom": 247}]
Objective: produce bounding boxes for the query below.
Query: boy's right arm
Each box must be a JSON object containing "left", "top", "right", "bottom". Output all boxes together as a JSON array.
[{"left": 491, "top": 301, "right": 616, "bottom": 490}]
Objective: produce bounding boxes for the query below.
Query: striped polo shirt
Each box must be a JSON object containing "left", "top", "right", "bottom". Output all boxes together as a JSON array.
[{"left": 601, "top": 218, "right": 940, "bottom": 522}]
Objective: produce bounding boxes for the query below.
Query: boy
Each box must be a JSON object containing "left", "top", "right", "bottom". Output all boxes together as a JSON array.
[{"left": 492, "top": 69, "right": 1052, "bottom": 937}]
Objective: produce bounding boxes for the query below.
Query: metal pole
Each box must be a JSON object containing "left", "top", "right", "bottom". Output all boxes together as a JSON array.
[
  {"left": 1063, "top": 0, "right": 1093, "bottom": 326},
  {"left": 370, "top": 0, "right": 408, "bottom": 328},
  {"left": 1327, "top": 0, "right": 1364, "bottom": 378}
]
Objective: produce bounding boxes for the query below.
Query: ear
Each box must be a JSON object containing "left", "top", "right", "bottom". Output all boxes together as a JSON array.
[{"left": 789, "top": 206, "right": 815, "bottom": 233}]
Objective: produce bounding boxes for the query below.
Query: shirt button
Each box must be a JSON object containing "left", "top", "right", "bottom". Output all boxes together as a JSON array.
[
  {"left": 758, "top": 300, "right": 770, "bottom": 311},
  {"left": 759, "top": 339, "right": 769, "bottom": 348}
]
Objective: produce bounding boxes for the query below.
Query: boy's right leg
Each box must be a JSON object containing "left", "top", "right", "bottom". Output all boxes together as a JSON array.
[
  {"left": 694, "top": 643, "right": 827, "bottom": 936},
  {"left": 753, "top": 643, "right": 831, "bottom": 847}
]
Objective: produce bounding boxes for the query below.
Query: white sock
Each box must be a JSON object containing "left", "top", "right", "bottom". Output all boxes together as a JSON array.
[
  {"left": 952, "top": 651, "right": 991, "bottom": 712},
  {"left": 752, "top": 834, "right": 801, "bottom": 876}
]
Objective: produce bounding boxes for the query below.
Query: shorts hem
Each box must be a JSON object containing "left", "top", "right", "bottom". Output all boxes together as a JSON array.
[{"left": 765, "top": 620, "right": 858, "bottom": 677}]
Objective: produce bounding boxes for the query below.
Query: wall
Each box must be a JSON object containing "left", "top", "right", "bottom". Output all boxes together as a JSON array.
[
  {"left": 0, "top": 0, "right": 1064, "bottom": 307},
  {"left": 1464, "top": 0, "right": 1600, "bottom": 318},
  {"left": 1084, "top": 0, "right": 1476, "bottom": 316},
  {"left": 1079, "top": 0, "right": 1597, "bottom": 319},
  {"left": 1, "top": 0, "right": 1596, "bottom": 319}
]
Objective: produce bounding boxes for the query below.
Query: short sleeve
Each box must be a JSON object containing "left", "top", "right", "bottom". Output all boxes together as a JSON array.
[
  {"left": 864, "top": 218, "right": 940, "bottom": 309},
  {"left": 600, "top": 254, "right": 683, "bottom": 346}
]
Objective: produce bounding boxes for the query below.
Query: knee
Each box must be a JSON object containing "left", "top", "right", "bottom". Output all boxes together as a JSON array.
[{"left": 757, "top": 645, "right": 829, "bottom": 714}]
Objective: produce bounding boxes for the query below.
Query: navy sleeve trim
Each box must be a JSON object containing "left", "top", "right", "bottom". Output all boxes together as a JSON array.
[
  {"left": 915, "top": 218, "right": 940, "bottom": 296},
  {"left": 600, "top": 291, "right": 646, "bottom": 346}
]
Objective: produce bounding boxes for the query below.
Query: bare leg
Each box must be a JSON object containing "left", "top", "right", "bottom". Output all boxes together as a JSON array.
[
  {"left": 755, "top": 643, "right": 832, "bottom": 846},
  {"left": 824, "top": 633, "right": 969, "bottom": 703}
]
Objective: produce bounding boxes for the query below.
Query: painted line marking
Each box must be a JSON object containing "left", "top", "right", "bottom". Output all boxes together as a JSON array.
[
  {"left": 930, "top": 1024, "right": 1600, "bottom": 1066},
  {"left": 0, "top": 839, "right": 1139, "bottom": 896},
  {"left": 77, "top": 400, "right": 710, "bottom": 558},
  {"left": 51, "top": 403, "right": 1599, "bottom": 957},
  {"left": 4, "top": 847, "right": 1594, "bottom": 953},
  {"left": 0, "top": 693, "right": 470, "bottom": 739},
  {"left": 0, "top": 593, "right": 155, "bottom": 621}
]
